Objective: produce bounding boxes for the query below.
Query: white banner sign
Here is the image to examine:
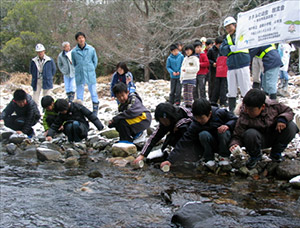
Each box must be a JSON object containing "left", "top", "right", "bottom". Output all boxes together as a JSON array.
[{"left": 235, "top": 0, "right": 300, "bottom": 50}]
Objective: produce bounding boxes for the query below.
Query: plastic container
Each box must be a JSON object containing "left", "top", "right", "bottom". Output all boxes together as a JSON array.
[{"left": 161, "top": 164, "right": 170, "bottom": 172}]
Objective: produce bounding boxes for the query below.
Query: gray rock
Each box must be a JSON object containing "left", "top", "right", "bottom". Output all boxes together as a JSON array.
[
  {"left": 1, "top": 131, "right": 14, "bottom": 140},
  {"left": 172, "top": 202, "right": 215, "bottom": 227},
  {"left": 289, "top": 175, "right": 300, "bottom": 189},
  {"left": 66, "top": 148, "right": 80, "bottom": 158},
  {"left": 239, "top": 166, "right": 250, "bottom": 176},
  {"left": 9, "top": 133, "right": 26, "bottom": 144},
  {"left": 37, "top": 135, "right": 46, "bottom": 142},
  {"left": 276, "top": 160, "right": 300, "bottom": 179},
  {"left": 111, "top": 143, "right": 137, "bottom": 157},
  {"left": 40, "top": 141, "right": 62, "bottom": 152},
  {"left": 88, "top": 170, "right": 103, "bottom": 178},
  {"left": 37, "top": 147, "right": 63, "bottom": 162},
  {"left": 74, "top": 142, "right": 87, "bottom": 151},
  {"left": 6, "top": 143, "right": 17, "bottom": 155},
  {"left": 64, "top": 156, "right": 79, "bottom": 167}
]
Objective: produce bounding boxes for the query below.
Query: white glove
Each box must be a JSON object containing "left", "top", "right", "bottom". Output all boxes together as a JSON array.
[{"left": 230, "top": 45, "right": 238, "bottom": 52}]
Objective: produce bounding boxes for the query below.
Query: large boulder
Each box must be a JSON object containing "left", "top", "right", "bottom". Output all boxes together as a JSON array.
[
  {"left": 37, "top": 147, "right": 63, "bottom": 162},
  {"left": 276, "top": 160, "right": 300, "bottom": 179},
  {"left": 111, "top": 143, "right": 137, "bottom": 157}
]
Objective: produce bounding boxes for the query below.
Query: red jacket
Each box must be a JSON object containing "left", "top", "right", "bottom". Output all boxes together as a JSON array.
[
  {"left": 216, "top": 56, "right": 228, "bottom": 77},
  {"left": 197, "top": 52, "right": 209, "bottom": 75}
]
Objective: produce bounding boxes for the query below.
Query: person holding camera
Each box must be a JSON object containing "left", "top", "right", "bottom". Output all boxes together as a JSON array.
[{"left": 110, "top": 62, "right": 136, "bottom": 100}]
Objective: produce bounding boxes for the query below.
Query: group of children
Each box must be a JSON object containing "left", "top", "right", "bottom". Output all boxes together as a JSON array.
[{"left": 1, "top": 84, "right": 298, "bottom": 171}]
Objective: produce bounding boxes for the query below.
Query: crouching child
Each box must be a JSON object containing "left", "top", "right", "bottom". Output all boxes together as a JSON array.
[
  {"left": 46, "top": 99, "right": 104, "bottom": 142},
  {"left": 134, "top": 102, "right": 193, "bottom": 165},
  {"left": 229, "top": 89, "right": 299, "bottom": 169},
  {"left": 41, "top": 95, "right": 59, "bottom": 136},
  {"left": 108, "top": 82, "right": 151, "bottom": 144},
  {"left": 160, "top": 98, "right": 237, "bottom": 170},
  {"left": 0, "top": 89, "right": 40, "bottom": 137}
]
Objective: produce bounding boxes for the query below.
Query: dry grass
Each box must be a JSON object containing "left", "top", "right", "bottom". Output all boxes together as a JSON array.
[
  {"left": 1, "top": 72, "right": 112, "bottom": 85},
  {"left": 1, "top": 72, "right": 32, "bottom": 85},
  {"left": 97, "top": 75, "right": 112, "bottom": 84}
]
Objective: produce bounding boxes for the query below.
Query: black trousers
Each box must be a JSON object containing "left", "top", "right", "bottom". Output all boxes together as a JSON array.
[
  {"left": 64, "top": 120, "right": 88, "bottom": 142},
  {"left": 242, "top": 121, "right": 299, "bottom": 157},
  {"left": 211, "top": 77, "right": 228, "bottom": 105},
  {"left": 193, "top": 74, "right": 206, "bottom": 99},
  {"left": 4, "top": 115, "right": 38, "bottom": 136}
]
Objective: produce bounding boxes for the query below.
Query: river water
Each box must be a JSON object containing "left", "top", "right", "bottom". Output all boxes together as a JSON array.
[{"left": 1, "top": 143, "right": 300, "bottom": 228}]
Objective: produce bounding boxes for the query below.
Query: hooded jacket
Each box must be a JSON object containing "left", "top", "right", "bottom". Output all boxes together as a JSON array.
[
  {"left": 180, "top": 55, "right": 200, "bottom": 83},
  {"left": 1, "top": 94, "right": 40, "bottom": 134},
  {"left": 167, "top": 107, "right": 237, "bottom": 164},
  {"left": 166, "top": 52, "right": 184, "bottom": 79},
  {"left": 229, "top": 99, "right": 296, "bottom": 147},
  {"left": 111, "top": 92, "right": 152, "bottom": 134},
  {"left": 30, "top": 55, "right": 56, "bottom": 91},
  {"left": 47, "top": 102, "right": 103, "bottom": 137},
  {"left": 141, "top": 106, "right": 193, "bottom": 157},
  {"left": 57, "top": 50, "right": 75, "bottom": 78},
  {"left": 71, "top": 43, "right": 98, "bottom": 85}
]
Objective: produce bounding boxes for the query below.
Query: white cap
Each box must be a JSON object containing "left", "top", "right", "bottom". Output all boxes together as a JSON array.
[
  {"left": 224, "top": 16, "right": 236, "bottom": 27},
  {"left": 200, "top": 37, "right": 207, "bottom": 43},
  {"left": 35, "top": 43, "right": 45, "bottom": 52}
]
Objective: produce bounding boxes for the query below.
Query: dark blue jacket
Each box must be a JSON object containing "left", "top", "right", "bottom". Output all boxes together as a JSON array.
[
  {"left": 30, "top": 55, "right": 56, "bottom": 91},
  {"left": 249, "top": 46, "right": 283, "bottom": 72},
  {"left": 166, "top": 52, "right": 184, "bottom": 79},
  {"left": 220, "top": 33, "right": 250, "bottom": 70},
  {"left": 167, "top": 107, "right": 237, "bottom": 164},
  {"left": 110, "top": 71, "right": 136, "bottom": 97}
]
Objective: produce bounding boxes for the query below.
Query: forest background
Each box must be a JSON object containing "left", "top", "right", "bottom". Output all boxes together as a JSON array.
[{"left": 1, "top": 0, "right": 299, "bottom": 83}]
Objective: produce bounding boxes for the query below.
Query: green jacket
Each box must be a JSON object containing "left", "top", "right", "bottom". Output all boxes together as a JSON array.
[{"left": 43, "top": 109, "right": 58, "bottom": 131}]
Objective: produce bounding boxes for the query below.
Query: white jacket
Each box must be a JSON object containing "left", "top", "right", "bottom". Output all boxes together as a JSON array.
[
  {"left": 278, "top": 43, "right": 296, "bottom": 72},
  {"left": 180, "top": 55, "right": 200, "bottom": 83}
]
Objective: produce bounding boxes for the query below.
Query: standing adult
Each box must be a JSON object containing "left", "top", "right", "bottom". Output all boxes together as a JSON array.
[
  {"left": 71, "top": 32, "right": 99, "bottom": 115},
  {"left": 220, "top": 17, "right": 251, "bottom": 112},
  {"left": 57, "top": 42, "right": 76, "bottom": 101},
  {"left": 30, "top": 43, "right": 56, "bottom": 105}
]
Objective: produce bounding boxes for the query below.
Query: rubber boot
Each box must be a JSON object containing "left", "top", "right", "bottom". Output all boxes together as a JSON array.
[
  {"left": 67, "top": 92, "right": 75, "bottom": 102},
  {"left": 282, "top": 80, "right": 289, "bottom": 97},
  {"left": 252, "top": 82, "right": 260, "bottom": 89},
  {"left": 92, "top": 102, "right": 99, "bottom": 116},
  {"left": 269, "top": 93, "right": 277, "bottom": 100},
  {"left": 228, "top": 97, "right": 236, "bottom": 113}
]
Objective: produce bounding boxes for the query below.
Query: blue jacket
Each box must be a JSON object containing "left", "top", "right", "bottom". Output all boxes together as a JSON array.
[
  {"left": 71, "top": 43, "right": 98, "bottom": 85},
  {"left": 167, "top": 107, "right": 238, "bottom": 164},
  {"left": 110, "top": 71, "right": 136, "bottom": 97},
  {"left": 166, "top": 52, "right": 184, "bottom": 79},
  {"left": 249, "top": 46, "right": 283, "bottom": 72},
  {"left": 30, "top": 55, "right": 56, "bottom": 91},
  {"left": 220, "top": 33, "right": 250, "bottom": 70}
]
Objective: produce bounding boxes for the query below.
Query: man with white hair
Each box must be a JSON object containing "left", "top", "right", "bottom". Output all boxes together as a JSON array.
[
  {"left": 57, "top": 42, "right": 76, "bottom": 101},
  {"left": 30, "top": 43, "right": 56, "bottom": 104}
]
